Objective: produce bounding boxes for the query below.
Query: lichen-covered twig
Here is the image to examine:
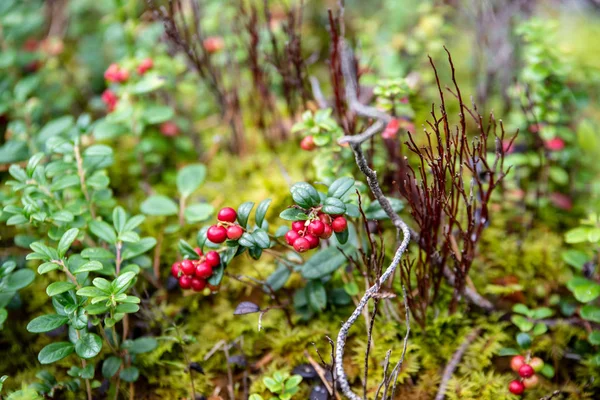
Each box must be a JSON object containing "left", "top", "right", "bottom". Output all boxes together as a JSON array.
[
  {"left": 333, "top": 39, "right": 411, "bottom": 400},
  {"left": 434, "top": 327, "right": 482, "bottom": 400}
]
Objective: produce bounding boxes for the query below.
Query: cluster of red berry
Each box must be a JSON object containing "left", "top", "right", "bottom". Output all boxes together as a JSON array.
[
  {"left": 171, "top": 247, "right": 220, "bottom": 292},
  {"left": 101, "top": 58, "right": 154, "bottom": 113},
  {"left": 300, "top": 136, "right": 316, "bottom": 151},
  {"left": 285, "top": 213, "right": 347, "bottom": 253},
  {"left": 508, "top": 355, "right": 543, "bottom": 395},
  {"left": 206, "top": 207, "right": 244, "bottom": 243}
]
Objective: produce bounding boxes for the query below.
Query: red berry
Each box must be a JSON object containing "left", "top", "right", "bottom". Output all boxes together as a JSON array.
[
  {"left": 508, "top": 380, "right": 524, "bottom": 395},
  {"left": 195, "top": 262, "right": 212, "bottom": 279},
  {"left": 523, "top": 375, "right": 539, "bottom": 389},
  {"left": 318, "top": 213, "right": 331, "bottom": 225},
  {"left": 160, "top": 121, "right": 179, "bottom": 137},
  {"left": 382, "top": 118, "right": 400, "bottom": 139},
  {"left": 180, "top": 260, "right": 195, "bottom": 276},
  {"left": 309, "top": 220, "right": 325, "bottom": 236},
  {"left": 207, "top": 225, "right": 227, "bottom": 243},
  {"left": 300, "top": 136, "right": 316, "bottom": 151},
  {"left": 171, "top": 262, "right": 181, "bottom": 278},
  {"left": 331, "top": 216, "right": 348, "bottom": 233},
  {"left": 218, "top": 207, "right": 237, "bottom": 222},
  {"left": 227, "top": 225, "right": 244, "bottom": 240},
  {"left": 194, "top": 247, "right": 203, "bottom": 256},
  {"left": 285, "top": 230, "right": 300, "bottom": 245},
  {"left": 293, "top": 237, "right": 310, "bottom": 253},
  {"left": 137, "top": 58, "right": 153, "bottom": 75},
  {"left": 320, "top": 223, "right": 333, "bottom": 239},
  {"left": 205, "top": 251, "right": 220, "bottom": 268},
  {"left": 510, "top": 355, "right": 525, "bottom": 372},
  {"left": 101, "top": 89, "right": 118, "bottom": 112},
  {"left": 545, "top": 137, "right": 565, "bottom": 151},
  {"left": 116, "top": 69, "right": 129, "bottom": 83},
  {"left": 305, "top": 234, "right": 319, "bottom": 249},
  {"left": 519, "top": 364, "right": 534, "bottom": 378},
  {"left": 292, "top": 221, "right": 305, "bottom": 233},
  {"left": 104, "top": 63, "right": 120, "bottom": 82},
  {"left": 191, "top": 278, "right": 206, "bottom": 292},
  {"left": 203, "top": 36, "right": 224, "bottom": 53},
  {"left": 179, "top": 275, "right": 192, "bottom": 289}
]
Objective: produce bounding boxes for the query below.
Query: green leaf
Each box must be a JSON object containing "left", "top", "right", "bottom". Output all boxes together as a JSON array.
[
  {"left": 301, "top": 246, "right": 355, "bottom": 280},
  {"left": 176, "top": 164, "right": 206, "bottom": 197},
  {"left": 140, "top": 195, "right": 178, "bottom": 216},
  {"left": 589, "top": 331, "right": 600, "bottom": 345},
  {"left": 113, "top": 272, "right": 136, "bottom": 294},
  {"left": 512, "top": 304, "right": 531, "bottom": 317},
  {"left": 184, "top": 203, "right": 214, "bottom": 223},
  {"left": 581, "top": 305, "right": 600, "bottom": 323},
  {"left": 540, "top": 364, "right": 555, "bottom": 379},
  {"left": 252, "top": 229, "right": 270, "bottom": 249},
  {"left": 102, "top": 356, "right": 122, "bottom": 378},
  {"left": 112, "top": 207, "right": 127, "bottom": 234},
  {"left": 566, "top": 277, "right": 600, "bottom": 303},
  {"left": 290, "top": 183, "right": 320, "bottom": 209},
  {"left": 306, "top": 280, "right": 327, "bottom": 312},
  {"left": 38, "top": 262, "right": 59, "bottom": 274},
  {"left": 511, "top": 315, "right": 533, "bottom": 332},
  {"left": 27, "top": 314, "right": 69, "bottom": 333},
  {"left": 38, "top": 342, "right": 75, "bottom": 364},
  {"left": 322, "top": 197, "right": 346, "bottom": 215},
  {"left": 115, "top": 303, "right": 139, "bottom": 314},
  {"left": 265, "top": 264, "right": 291, "bottom": 291},
  {"left": 364, "top": 198, "right": 404, "bottom": 220},
  {"left": 497, "top": 347, "right": 520, "bottom": 356},
  {"left": 72, "top": 261, "right": 103, "bottom": 274},
  {"left": 119, "top": 367, "right": 139, "bottom": 383},
  {"left": 285, "top": 375, "right": 302, "bottom": 389},
  {"left": 4, "top": 269, "right": 35, "bottom": 290},
  {"left": 565, "top": 227, "right": 591, "bottom": 244},
  {"left": 516, "top": 332, "right": 532, "bottom": 349},
  {"left": 532, "top": 323, "right": 548, "bottom": 336},
  {"left": 89, "top": 221, "right": 117, "bottom": 244},
  {"left": 531, "top": 307, "right": 554, "bottom": 320},
  {"left": 335, "top": 229, "right": 349, "bottom": 244},
  {"left": 9, "top": 164, "right": 27, "bottom": 182},
  {"left": 57, "top": 228, "right": 79, "bottom": 257},
  {"left": 178, "top": 239, "right": 200, "bottom": 260},
  {"left": 50, "top": 175, "right": 79, "bottom": 191},
  {"left": 46, "top": 282, "right": 76, "bottom": 297},
  {"left": 279, "top": 208, "right": 309, "bottom": 221},
  {"left": 121, "top": 237, "right": 156, "bottom": 260},
  {"left": 77, "top": 286, "right": 107, "bottom": 298},
  {"left": 75, "top": 333, "right": 102, "bottom": 359},
  {"left": 141, "top": 105, "right": 174, "bottom": 124},
  {"left": 208, "top": 263, "right": 225, "bottom": 286},
  {"left": 255, "top": 199, "right": 272, "bottom": 228},
  {"left": 237, "top": 202, "right": 255, "bottom": 229},
  {"left": 38, "top": 116, "right": 74, "bottom": 143},
  {"left": 84, "top": 144, "right": 113, "bottom": 158},
  {"left": 122, "top": 215, "right": 145, "bottom": 232},
  {"left": 561, "top": 250, "right": 588, "bottom": 270},
  {"left": 132, "top": 75, "right": 165, "bottom": 94},
  {"left": 92, "top": 278, "right": 112, "bottom": 292},
  {"left": 124, "top": 337, "right": 157, "bottom": 354},
  {"left": 327, "top": 177, "right": 355, "bottom": 199},
  {"left": 81, "top": 247, "right": 115, "bottom": 259}
]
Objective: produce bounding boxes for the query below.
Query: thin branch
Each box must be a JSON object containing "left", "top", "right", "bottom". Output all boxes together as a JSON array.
[{"left": 434, "top": 327, "right": 481, "bottom": 400}]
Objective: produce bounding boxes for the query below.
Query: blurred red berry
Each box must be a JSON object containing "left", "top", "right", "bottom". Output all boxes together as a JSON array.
[
  {"left": 227, "top": 225, "right": 244, "bottom": 240},
  {"left": 300, "top": 136, "right": 316, "bottom": 151},
  {"left": 523, "top": 375, "right": 539, "bottom": 389},
  {"left": 545, "top": 137, "right": 565, "bottom": 151},
  {"left": 308, "top": 220, "right": 325, "bottom": 236},
  {"left": 305, "top": 234, "right": 319, "bottom": 249},
  {"left": 285, "top": 230, "right": 300, "bottom": 245},
  {"left": 104, "top": 63, "right": 120, "bottom": 82},
  {"left": 180, "top": 260, "right": 195, "bottom": 276},
  {"left": 508, "top": 380, "right": 524, "bottom": 395},
  {"left": 218, "top": 207, "right": 237, "bottom": 223},
  {"left": 191, "top": 278, "right": 206, "bottom": 292},
  {"left": 203, "top": 36, "right": 224, "bottom": 53},
  {"left": 160, "top": 121, "right": 179, "bottom": 137},
  {"left": 382, "top": 119, "right": 400, "bottom": 139},
  {"left": 331, "top": 217, "right": 348, "bottom": 233},
  {"left": 179, "top": 275, "right": 192, "bottom": 289},
  {"left": 293, "top": 237, "right": 310, "bottom": 253},
  {"left": 171, "top": 262, "right": 181, "bottom": 278},
  {"left": 205, "top": 251, "right": 221, "bottom": 268},
  {"left": 195, "top": 262, "right": 212, "bottom": 279},
  {"left": 519, "top": 364, "right": 534, "bottom": 378},
  {"left": 194, "top": 247, "right": 203, "bottom": 256},
  {"left": 101, "top": 90, "right": 118, "bottom": 112},
  {"left": 137, "top": 58, "right": 153, "bottom": 75},
  {"left": 207, "top": 225, "right": 227, "bottom": 243},
  {"left": 510, "top": 355, "right": 525, "bottom": 372}
]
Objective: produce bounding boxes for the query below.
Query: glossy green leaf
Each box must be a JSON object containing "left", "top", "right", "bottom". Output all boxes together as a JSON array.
[
  {"left": 38, "top": 342, "right": 75, "bottom": 364},
  {"left": 89, "top": 221, "right": 117, "bottom": 244},
  {"left": 27, "top": 314, "right": 69, "bottom": 333},
  {"left": 102, "top": 356, "right": 122, "bottom": 378},
  {"left": 255, "top": 199, "right": 272, "bottom": 228},
  {"left": 279, "top": 208, "right": 308, "bottom": 221},
  {"left": 75, "top": 333, "right": 102, "bottom": 359},
  {"left": 237, "top": 202, "right": 255, "bottom": 229},
  {"left": 46, "top": 282, "right": 76, "bottom": 297}
]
